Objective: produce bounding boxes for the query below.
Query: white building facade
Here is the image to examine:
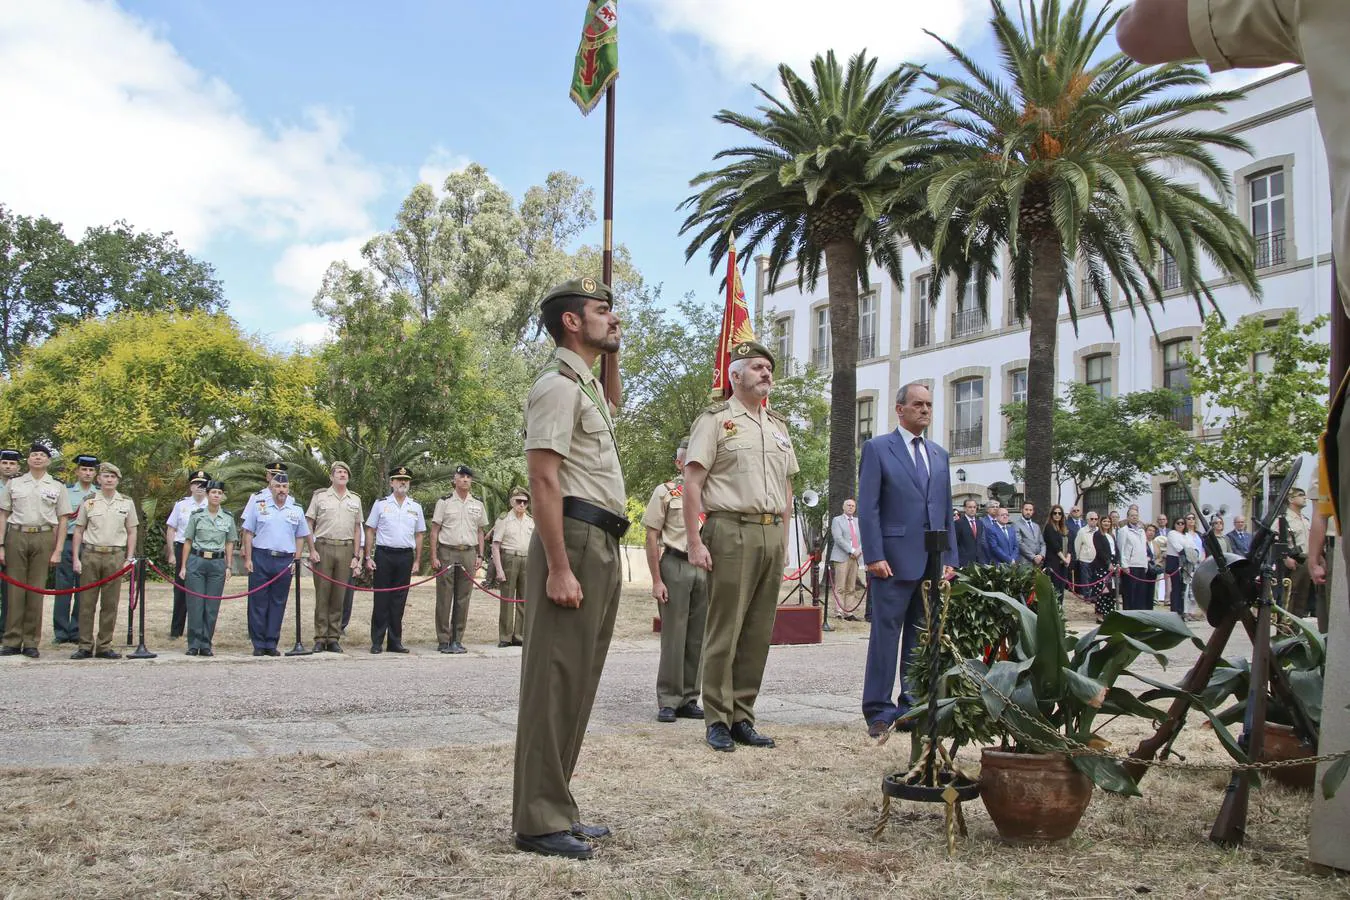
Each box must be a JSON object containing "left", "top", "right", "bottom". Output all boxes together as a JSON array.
[{"left": 755, "top": 67, "right": 1332, "bottom": 525}]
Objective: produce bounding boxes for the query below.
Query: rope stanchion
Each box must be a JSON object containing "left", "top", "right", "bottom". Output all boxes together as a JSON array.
[
  {"left": 145, "top": 559, "right": 289, "bottom": 600},
  {"left": 781, "top": 554, "right": 816, "bottom": 583},
  {"left": 0, "top": 562, "right": 133, "bottom": 596},
  {"left": 128, "top": 557, "right": 156, "bottom": 660},
  {"left": 125, "top": 560, "right": 138, "bottom": 647},
  {"left": 285, "top": 558, "right": 311, "bottom": 656}
]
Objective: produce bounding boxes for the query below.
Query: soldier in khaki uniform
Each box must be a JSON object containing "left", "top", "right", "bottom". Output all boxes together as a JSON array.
[
  {"left": 0, "top": 443, "right": 74, "bottom": 657},
  {"left": 643, "top": 438, "right": 708, "bottom": 723},
  {"left": 512, "top": 277, "right": 626, "bottom": 861},
  {"left": 305, "top": 461, "right": 363, "bottom": 653},
  {"left": 70, "top": 462, "right": 138, "bottom": 659},
  {"left": 430, "top": 465, "right": 488, "bottom": 654},
  {"left": 0, "top": 448, "right": 20, "bottom": 636},
  {"left": 491, "top": 487, "right": 533, "bottom": 647},
  {"left": 683, "top": 341, "right": 798, "bottom": 753}
]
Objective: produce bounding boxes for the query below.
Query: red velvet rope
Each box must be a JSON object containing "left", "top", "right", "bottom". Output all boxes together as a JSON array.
[
  {"left": 0, "top": 562, "right": 134, "bottom": 596},
  {"left": 146, "top": 559, "right": 292, "bottom": 600}
]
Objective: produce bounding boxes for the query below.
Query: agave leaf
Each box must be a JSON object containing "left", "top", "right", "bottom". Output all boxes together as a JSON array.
[
  {"left": 1322, "top": 754, "right": 1350, "bottom": 800},
  {"left": 1072, "top": 754, "right": 1142, "bottom": 797}
]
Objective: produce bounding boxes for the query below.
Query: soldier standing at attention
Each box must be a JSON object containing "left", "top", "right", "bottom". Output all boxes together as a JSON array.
[
  {"left": 245, "top": 462, "right": 287, "bottom": 515},
  {"left": 0, "top": 443, "right": 73, "bottom": 658},
  {"left": 52, "top": 454, "right": 98, "bottom": 645},
  {"left": 164, "top": 470, "right": 210, "bottom": 640},
  {"left": 642, "top": 438, "right": 708, "bottom": 724},
  {"left": 512, "top": 277, "right": 627, "bottom": 861},
  {"left": 241, "top": 472, "right": 315, "bottom": 657},
  {"left": 305, "top": 461, "right": 363, "bottom": 653},
  {"left": 491, "top": 487, "right": 533, "bottom": 647},
  {"left": 178, "top": 480, "right": 236, "bottom": 657},
  {"left": 430, "top": 465, "right": 488, "bottom": 654},
  {"left": 682, "top": 341, "right": 798, "bottom": 753},
  {"left": 70, "top": 462, "right": 138, "bottom": 659},
  {"left": 0, "top": 448, "right": 19, "bottom": 636},
  {"left": 364, "top": 466, "right": 424, "bottom": 654}
]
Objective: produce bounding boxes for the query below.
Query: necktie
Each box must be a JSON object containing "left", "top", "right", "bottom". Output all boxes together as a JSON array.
[
  {"left": 911, "top": 436, "right": 929, "bottom": 492},
  {"left": 969, "top": 517, "right": 977, "bottom": 537},
  {"left": 848, "top": 517, "right": 857, "bottom": 550}
]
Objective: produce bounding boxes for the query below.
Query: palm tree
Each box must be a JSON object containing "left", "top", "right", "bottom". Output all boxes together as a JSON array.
[
  {"left": 680, "top": 51, "right": 946, "bottom": 516},
  {"left": 920, "top": 0, "right": 1259, "bottom": 513}
]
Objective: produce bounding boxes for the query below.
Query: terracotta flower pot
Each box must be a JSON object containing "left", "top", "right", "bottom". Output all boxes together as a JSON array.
[
  {"left": 979, "top": 748, "right": 1093, "bottom": 843},
  {"left": 1259, "top": 722, "right": 1317, "bottom": 791}
]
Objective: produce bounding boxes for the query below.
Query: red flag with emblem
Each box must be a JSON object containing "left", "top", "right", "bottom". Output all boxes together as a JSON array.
[{"left": 711, "top": 238, "right": 756, "bottom": 399}]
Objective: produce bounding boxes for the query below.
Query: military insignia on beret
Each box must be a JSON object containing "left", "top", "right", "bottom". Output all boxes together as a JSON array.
[
  {"left": 581, "top": 277, "right": 597, "bottom": 293},
  {"left": 736, "top": 343, "right": 750, "bottom": 357}
]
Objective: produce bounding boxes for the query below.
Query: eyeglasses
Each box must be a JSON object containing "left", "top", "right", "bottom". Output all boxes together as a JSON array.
[
  {"left": 1052, "top": 511, "right": 1063, "bottom": 516},
  {"left": 513, "top": 499, "right": 527, "bottom": 504}
]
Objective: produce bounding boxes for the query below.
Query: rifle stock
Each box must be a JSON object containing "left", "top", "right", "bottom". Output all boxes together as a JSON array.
[{"left": 1210, "top": 589, "right": 1274, "bottom": 846}]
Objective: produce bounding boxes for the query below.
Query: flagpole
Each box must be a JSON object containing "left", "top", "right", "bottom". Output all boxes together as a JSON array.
[{"left": 599, "top": 83, "right": 621, "bottom": 409}]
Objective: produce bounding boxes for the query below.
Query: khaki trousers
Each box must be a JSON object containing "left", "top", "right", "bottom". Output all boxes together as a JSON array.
[
  {"left": 701, "top": 516, "right": 785, "bottom": 728},
  {"left": 2, "top": 528, "right": 57, "bottom": 650},
  {"left": 77, "top": 549, "right": 125, "bottom": 653},
  {"left": 498, "top": 552, "right": 527, "bottom": 643},
  {"left": 312, "top": 540, "right": 354, "bottom": 641},
  {"left": 833, "top": 556, "right": 861, "bottom": 608},
  {"left": 656, "top": 552, "right": 708, "bottom": 709},
  {"left": 512, "top": 518, "right": 620, "bottom": 836},
  {"left": 436, "top": 546, "right": 477, "bottom": 644}
]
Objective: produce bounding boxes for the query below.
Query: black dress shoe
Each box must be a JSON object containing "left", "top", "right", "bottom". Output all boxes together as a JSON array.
[
  {"left": 387, "top": 643, "right": 410, "bottom": 654},
  {"left": 326, "top": 642, "right": 342, "bottom": 654},
  {"left": 264, "top": 648, "right": 280, "bottom": 657},
  {"left": 312, "top": 642, "right": 326, "bottom": 653},
  {"left": 0, "top": 646, "right": 20, "bottom": 656},
  {"left": 438, "top": 642, "right": 451, "bottom": 653},
  {"left": 370, "top": 645, "right": 383, "bottom": 654},
  {"left": 96, "top": 650, "right": 122, "bottom": 660},
  {"left": 570, "top": 822, "right": 611, "bottom": 840},
  {"left": 513, "top": 831, "right": 594, "bottom": 860},
  {"left": 706, "top": 722, "right": 735, "bottom": 752},
  {"left": 867, "top": 719, "right": 891, "bottom": 739},
  {"left": 253, "top": 648, "right": 265, "bottom": 657},
  {"left": 21, "top": 648, "right": 40, "bottom": 659},
  {"left": 200, "top": 648, "right": 215, "bottom": 657},
  {"left": 510, "top": 638, "right": 523, "bottom": 646},
  {"left": 730, "top": 721, "right": 775, "bottom": 748},
  {"left": 70, "top": 649, "right": 93, "bottom": 660},
  {"left": 657, "top": 707, "right": 677, "bottom": 723},
  {"left": 497, "top": 640, "right": 511, "bottom": 648},
  {"left": 186, "top": 648, "right": 200, "bottom": 657},
  {"left": 448, "top": 642, "right": 467, "bottom": 654},
  {"left": 674, "top": 702, "right": 705, "bottom": 719}
]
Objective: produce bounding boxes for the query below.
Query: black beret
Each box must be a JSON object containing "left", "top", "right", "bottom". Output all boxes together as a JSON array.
[
  {"left": 74, "top": 454, "right": 100, "bottom": 467},
  {"left": 205, "top": 480, "right": 226, "bottom": 492},
  {"left": 29, "top": 442, "right": 52, "bottom": 457},
  {"left": 272, "top": 472, "right": 289, "bottom": 485},
  {"left": 455, "top": 464, "right": 474, "bottom": 478},
  {"left": 0, "top": 449, "right": 20, "bottom": 461}
]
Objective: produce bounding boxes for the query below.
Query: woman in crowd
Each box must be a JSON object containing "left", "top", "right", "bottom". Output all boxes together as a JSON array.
[
  {"left": 1043, "top": 504, "right": 1071, "bottom": 602},
  {"left": 1146, "top": 523, "right": 1166, "bottom": 608},
  {"left": 1090, "top": 516, "right": 1120, "bottom": 623},
  {"left": 1182, "top": 513, "right": 1205, "bottom": 620},
  {"left": 1165, "top": 516, "right": 1190, "bottom": 616}
]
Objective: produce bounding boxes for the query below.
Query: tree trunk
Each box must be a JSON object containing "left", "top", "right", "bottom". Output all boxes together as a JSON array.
[
  {"left": 1024, "top": 232, "right": 1063, "bottom": 517},
  {"left": 824, "top": 240, "right": 861, "bottom": 518}
]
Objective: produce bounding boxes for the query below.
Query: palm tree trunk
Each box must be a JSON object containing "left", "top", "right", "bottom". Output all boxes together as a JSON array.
[
  {"left": 824, "top": 240, "right": 861, "bottom": 518},
  {"left": 1025, "top": 232, "right": 1063, "bottom": 515}
]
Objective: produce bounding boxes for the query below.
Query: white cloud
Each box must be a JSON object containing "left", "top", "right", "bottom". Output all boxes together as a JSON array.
[
  {"left": 270, "top": 320, "right": 333, "bottom": 350},
  {"left": 272, "top": 236, "right": 371, "bottom": 304},
  {"left": 417, "top": 147, "right": 474, "bottom": 190},
  {"left": 0, "top": 0, "right": 383, "bottom": 249},
  {"left": 635, "top": 0, "right": 987, "bottom": 78}
]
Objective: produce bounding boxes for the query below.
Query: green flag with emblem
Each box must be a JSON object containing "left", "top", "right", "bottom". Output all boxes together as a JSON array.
[{"left": 569, "top": 0, "right": 618, "bottom": 116}]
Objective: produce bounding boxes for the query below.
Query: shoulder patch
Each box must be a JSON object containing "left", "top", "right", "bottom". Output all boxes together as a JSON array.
[
  {"left": 704, "top": 401, "right": 729, "bottom": 414},
  {"left": 767, "top": 409, "right": 790, "bottom": 427}
]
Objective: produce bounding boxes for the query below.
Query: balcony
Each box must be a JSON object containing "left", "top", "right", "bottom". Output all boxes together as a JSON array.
[
  {"left": 950, "top": 425, "right": 983, "bottom": 457},
  {"left": 811, "top": 347, "right": 830, "bottom": 370},
  {"left": 1162, "top": 256, "right": 1181, "bottom": 291},
  {"left": 858, "top": 333, "right": 877, "bottom": 360},
  {"left": 1255, "top": 229, "right": 1287, "bottom": 269},
  {"left": 951, "top": 308, "right": 984, "bottom": 340},
  {"left": 913, "top": 318, "right": 932, "bottom": 349},
  {"left": 1169, "top": 395, "right": 1194, "bottom": 431}
]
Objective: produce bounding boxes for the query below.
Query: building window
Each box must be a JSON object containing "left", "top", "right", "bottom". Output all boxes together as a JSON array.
[
  {"left": 858, "top": 293, "right": 878, "bottom": 360},
  {"left": 773, "top": 317, "right": 791, "bottom": 371},
  {"left": 913, "top": 274, "right": 933, "bottom": 348},
  {"left": 1252, "top": 321, "right": 1280, "bottom": 374},
  {"left": 1162, "top": 482, "right": 1190, "bottom": 525},
  {"left": 1009, "top": 368, "right": 1028, "bottom": 405},
  {"left": 812, "top": 307, "right": 830, "bottom": 370},
  {"left": 952, "top": 281, "right": 983, "bottom": 339},
  {"left": 1082, "top": 487, "right": 1110, "bottom": 519},
  {"left": 1253, "top": 469, "right": 1290, "bottom": 521},
  {"left": 1162, "top": 339, "right": 1192, "bottom": 429},
  {"left": 1079, "top": 265, "right": 1098, "bottom": 309},
  {"left": 950, "top": 377, "right": 984, "bottom": 457},
  {"left": 857, "top": 397, "right": 875, "bottom": 443},
  {"left": 1084, "top": 353, "right": 1112, "bottom": 399},
  {"left": 1249, "top": 169, "right": 1287, "bottom": 269},
  {"left": 1161, "top": 251, "right": 1180, "bottom": 291}
]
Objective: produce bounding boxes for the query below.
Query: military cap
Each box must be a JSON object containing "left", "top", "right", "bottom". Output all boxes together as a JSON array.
[
  {"left": 205, "top": 480, "right": 226, "bottom": 492},
  {"left": 731, "top": 339, "right": 775, "bottom": 371},
  {"left": 264, "top": 461, "right": 288, "bottom": 475},
  {"left": 540, "top": 276, "right": 612, "bottom": 308},
  {"left": 330, "top": 460, "right": 351, "bottom": 475},
  {"left": 99, "top": 462, "right": 122, "bottom": 478},
  {"left": 29, "top": 442, "right": 52, "bottom": 457},
  {"left": 1288, "top": 487, "right": 1307, "bottom": 499},
  {"left": 390, "top": 465, "right": 413, "bottom": 481},
  {"left": 272, "top": 472, "right": 289, "bottom": 485},
  {"left": 0, "top": 449, "right": 19, "bottom": 461},
  {"left": 74, "top": 454, "right": 100, "bottom": 468},
  {"left": 188, "top": 469, "right": 210, "bottom": 485},
  {"left": 455, "top": 464, "right": 475, "bottom": 478},
  {"left": 509, "top": 487, "right": 530, "bottom": 501}
]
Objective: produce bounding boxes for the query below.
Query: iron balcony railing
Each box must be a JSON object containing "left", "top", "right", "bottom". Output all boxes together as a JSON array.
[
  {"left": 951, "top": 308, "right": 983, "bottom": 340},
  {"left": 811, "top": 347, "right": 830, "bottom": 370},
  {"left": 913, "top": 318, "right": 932, "bottom": 348},
  {"left": 1255, "top": 229, "right": 1286, "bottom": 269},
  {"left": 950, "top": 425, "right": 983, "bottom": 457},
  {"left": 858, "top": 333, "right": 877, "bottom": 360}
]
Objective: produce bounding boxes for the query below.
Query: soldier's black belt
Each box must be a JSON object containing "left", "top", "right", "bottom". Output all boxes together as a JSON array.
[
  {"left": 84, "top": 544, "right": 123, "bottom": 554},
  {"left": 707, "top": 511, "right": 783, "bottom": 526},
  {"left": 254, "top": 548, "right": 293, "bottom": 558},
  {"left": 664, "top": 546, "right": 689, "bottom": 561},
  {"left": 191, "top": 548, "right": 224, "bottom": 559},
  {"left": 7, "top": 524, "right": 54, "bottom": 533},
  {"left": 562, "top": 496, "right": 629, "bottom": 539},
  {"left": 376, "top": 545, "right": 414, "bottom": 553}
]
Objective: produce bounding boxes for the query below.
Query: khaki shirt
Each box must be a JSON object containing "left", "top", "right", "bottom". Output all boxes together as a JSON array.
[
  {"left": 493, "top": 511, "right": 535, "bottom": 554},
  {"left": 75, "top": 491, "right": 139, "bottom": 547},
  {"left": 1187, "top": 0, "right": 1350, "bottom": 313},
  {"left": 1283, "top": 508, "right": 1311, "bottom": 556},
  {"left": 641, "top": 476, "right": 690, "bottom": 553},
  {"left": 522, "top": 346, "right": 625, "bottom": 515},
  {"left": 432, "top": 492, "right": 488, "bottom": 546},
  {"left": 685, "top": 396, "right": 799, "bottom": 514},
  {"left": 1, "top": 472, "right": 74, "bottom": 526},
  {"left": 305, "top": 487, "right": 364, "bottom": 541}
]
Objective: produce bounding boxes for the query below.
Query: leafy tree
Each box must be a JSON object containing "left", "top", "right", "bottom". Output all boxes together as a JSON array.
[
  {"left": 1004, "top": 382, "right": 1189, "bottom": 508},
  {"left": 0, "top": 205, "right": 73, "bottom": 373},
  {"left": 680, "top": 51, "right": 947, "bottom": 517},
  {"left": 921, "top": 0, "right": 1259, "bottom": 515},
  {"left": 1183, "top": 311, "right": 1330, "bottom": 512}
]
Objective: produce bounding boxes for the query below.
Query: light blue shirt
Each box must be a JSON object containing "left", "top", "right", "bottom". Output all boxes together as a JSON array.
[
  {"left": 66, "top": 482, "right": 96, "bottom": 535},
  {"left": 365, "top": 495, "right": 426, "bottom": 549},
  {"left": 241, "top": 494, "right": 310, "bottom": 553}
]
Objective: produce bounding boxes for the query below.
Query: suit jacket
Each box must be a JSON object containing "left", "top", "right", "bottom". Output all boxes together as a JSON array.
[
  {"left": 830, "top": 514, "right": 861, "bottom": 562},
  {"left": 1015, "top": 516, "right": 1046, "bottom": 564},
  {"left": 1224, "top": 528, "right": 1252, "bottom": 556},
  {"left": 1066, "top": 518, "right": 1083, "bottom": 557},
  {"left": 1091, "top": 530, "right": 1120, "bottom": 576},
  {"left": 955, "top": 514, "right": 985, "bottom": 567},
  {"left": 983, "top": 522, "right": 1018, "bottom": 564},
  {"left": 857, "top": 430, "right": 957, "bottom": 581}
]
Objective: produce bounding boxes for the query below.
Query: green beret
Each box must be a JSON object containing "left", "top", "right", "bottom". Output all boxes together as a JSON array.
[
  {"left": 540, "top": 277, "right": 612, "bottom": 308},
  {"left": 98, "top": 462, "right": 122, "bottom": 478},
  {"left": 731, "top": 339, "right": 775, "bottom": 371}
]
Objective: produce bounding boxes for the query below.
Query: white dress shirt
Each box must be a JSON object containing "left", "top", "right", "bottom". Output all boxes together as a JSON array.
[{"left": 896, "top": 425, "right": 929, "bottom": 470}]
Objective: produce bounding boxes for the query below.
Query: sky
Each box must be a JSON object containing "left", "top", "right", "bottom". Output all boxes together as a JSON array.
[{"left": 0, "top": 1, "right": 1272, "bottom": 351}]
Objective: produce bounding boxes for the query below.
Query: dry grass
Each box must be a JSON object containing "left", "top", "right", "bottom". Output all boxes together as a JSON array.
[{"left": 1, "top": 714, "right": 1344, "bottom": 899}]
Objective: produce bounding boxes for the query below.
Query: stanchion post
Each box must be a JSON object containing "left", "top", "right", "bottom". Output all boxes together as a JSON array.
[
  {"left": 129, "top": 557, "right": 157, "bottom": 659},
  {"left": 285, "top": 557, "right": 311, "bottom": 656},
  {"left": 125, "top": 560, "right": 135, "bottom": 647}
]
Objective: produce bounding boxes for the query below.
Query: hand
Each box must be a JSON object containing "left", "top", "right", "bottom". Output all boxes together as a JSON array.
[
  {"left": 244, "top": 557, "right": 254, "bottom": 574},
  {"left": 309, "top": 549, "right": 321, "bottom": 565},
  {"left": 124, "top": 557, "right": 134, "bottom": 570},
  {"left": 224, "top": 568, "right": 233, "bottom": 579},
  {"left": 688, "top": 543, "right": 713, "bottom": 572},
  {"left": 1284, "top": 556, "right": 1297, "bottom": 571},
  {"left": 866, "top": 560, "right": 893, "bottom": 579},
  {"left": 546, "top": 569, "right": 583, "bottom": 608},
  {"left": 49, "top": 549, "right": 60, "bottom": 565},
  {"left": 166, "top": 548, "right": 176, "bottom": 566},
  {"left": 1309, "top": 554, "right": 1326, "bottom": 585},
  {"left": 942, "top": 565, "right": 954, "bottom": 580},
  {"left": 0, "top": 547, "right": 5, "bottom": 566},
  {"left": 365, "top": 556, "right": 376, "bottom": 573},
  {"left": 495, "top": 568, "right": 506, "bottom": 582},
  {"left": 178, "top": 567, "right": 186, "bottom": 580},
  {"left": 652, "top": 581, "right": 669, "bottom": 604},
  {"left": 350, "top": 557, "right": 361, "bottom": 572},
  {"left": 73, "top": 557, "right": 83, "bottom": 575}
]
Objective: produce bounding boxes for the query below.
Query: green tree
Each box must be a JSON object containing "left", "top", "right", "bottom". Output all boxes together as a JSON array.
[
  {"left": 1183, "top": 312, "right": 1330, "bottom": 512},
  {"left": 921, "top": 0, "right": 1259, "bottom": 515},
  {"left": 1004, "top": 382, "right": 1189, "bottom": 508},
  {"left": 680, "top": 51, "right": 946, "bottom": 517},
  {"left": 0, "top": 205, "right": 73, "bottom": 374}
]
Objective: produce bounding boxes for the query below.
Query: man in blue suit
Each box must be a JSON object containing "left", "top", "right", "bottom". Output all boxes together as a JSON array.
[
  {"left": 857, "top": 383, "right": 956, "bottom": 739},
  {"left": 982, "top": 507, "right": 1018, "bottom": 565}
]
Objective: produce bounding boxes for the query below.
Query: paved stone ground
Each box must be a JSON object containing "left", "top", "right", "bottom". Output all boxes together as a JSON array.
[{"left": 0, "top": 621, "right": 1242, "bottom": 769}]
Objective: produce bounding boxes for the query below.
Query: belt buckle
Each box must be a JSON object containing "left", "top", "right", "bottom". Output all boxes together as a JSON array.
[{"left": 759, "top": 514, "right": 774, "bottom": 526}]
